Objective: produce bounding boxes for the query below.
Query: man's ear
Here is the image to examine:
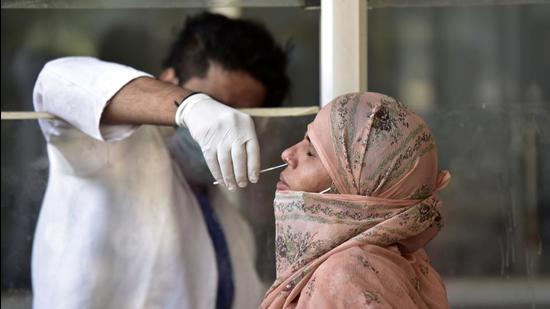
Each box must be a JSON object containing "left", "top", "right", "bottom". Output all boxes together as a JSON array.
[{"left": 159, "top": 67, "right": 179, "bottom": 85}]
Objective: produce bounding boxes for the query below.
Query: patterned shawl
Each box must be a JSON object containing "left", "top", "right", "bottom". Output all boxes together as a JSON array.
[{"left": 261, "top": 92, "right": 451, "bottom": 308}]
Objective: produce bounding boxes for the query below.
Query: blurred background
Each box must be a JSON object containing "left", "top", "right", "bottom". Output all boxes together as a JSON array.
[{"left": 2, "top": 1, "right": 549, "bottom": 308}]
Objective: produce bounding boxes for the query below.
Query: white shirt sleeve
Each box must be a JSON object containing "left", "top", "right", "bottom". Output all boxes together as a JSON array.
[{"left": 33, "top": 57, "right": 152, "bottom": 142}]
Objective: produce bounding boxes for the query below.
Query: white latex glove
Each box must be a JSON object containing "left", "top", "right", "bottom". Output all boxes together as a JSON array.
[{"left": 175, "top": 93, "right": 260, "bottom": 190}]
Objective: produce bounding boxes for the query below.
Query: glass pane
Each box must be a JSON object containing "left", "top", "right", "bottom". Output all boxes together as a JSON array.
[
  {"left": 1, "top": 7, "right": 320, "bottom": 307},
  {"left": 369, "top": 3, "right": 550, "bottom": 308},
  {"left": 1, "top": 0, "right": 305, "bottom": 9},
  {"left": 368, "top": 0, "right": 546, "bottom": 9}
]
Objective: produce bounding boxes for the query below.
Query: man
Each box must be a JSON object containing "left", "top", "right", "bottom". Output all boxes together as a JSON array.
[{"left": 31, "top": 12, "right": 289, "bottom": 309}]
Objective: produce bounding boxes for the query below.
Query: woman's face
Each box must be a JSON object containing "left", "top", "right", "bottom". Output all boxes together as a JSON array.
[{"left": 277, "top": 133, "right": 332, "bottom": 192}]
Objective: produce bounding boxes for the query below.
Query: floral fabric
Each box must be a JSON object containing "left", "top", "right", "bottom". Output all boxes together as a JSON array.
[{"left": 261, "top": 92, "right": 451, "bottom": 308}]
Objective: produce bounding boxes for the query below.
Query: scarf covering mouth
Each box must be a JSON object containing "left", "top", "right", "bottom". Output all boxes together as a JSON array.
[{"left": 262, "top": 92, "right": 451, "bottom": 309}]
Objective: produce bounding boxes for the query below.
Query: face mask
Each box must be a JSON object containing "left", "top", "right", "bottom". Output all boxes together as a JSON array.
[{"left": 169, "top": 127, "right": 215, "bottom": 186}]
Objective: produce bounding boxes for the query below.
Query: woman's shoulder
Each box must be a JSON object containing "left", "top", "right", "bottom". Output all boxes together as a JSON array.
[{"left": 298, "top": 245, "right": 406, "bottom": 308}]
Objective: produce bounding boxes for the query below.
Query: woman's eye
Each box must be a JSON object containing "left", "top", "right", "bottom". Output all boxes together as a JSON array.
[{"left": 307, "top": 151, "right": 314, "bottom": 157}]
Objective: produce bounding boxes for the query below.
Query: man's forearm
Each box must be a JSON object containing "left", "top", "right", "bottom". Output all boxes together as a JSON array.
[{"left": 102, "top": 76, "right": 191, "bottom": 126}]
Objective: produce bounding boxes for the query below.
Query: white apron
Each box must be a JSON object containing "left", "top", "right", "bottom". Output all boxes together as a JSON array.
[{"left": 31, "top": 57, "right": 264, "bottom": 309}]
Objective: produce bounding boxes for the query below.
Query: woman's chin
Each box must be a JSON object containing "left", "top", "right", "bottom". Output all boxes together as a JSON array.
[{"left": 276, "top": 181, "right": 290, "bottom": 191}]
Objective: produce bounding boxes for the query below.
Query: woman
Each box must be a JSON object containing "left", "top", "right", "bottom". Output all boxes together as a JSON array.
[{"left": 262, "top": 92, "right": 451, "bottom": 308}]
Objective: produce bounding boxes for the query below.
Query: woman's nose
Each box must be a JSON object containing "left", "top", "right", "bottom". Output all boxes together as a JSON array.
[{"left": 281, "top": 147, "right": 297, "bottom": 168}]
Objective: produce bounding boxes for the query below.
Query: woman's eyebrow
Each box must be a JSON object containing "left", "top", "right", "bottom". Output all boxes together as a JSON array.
[{"left": 306, "top": 135, "right": 311, "bottom": 143}]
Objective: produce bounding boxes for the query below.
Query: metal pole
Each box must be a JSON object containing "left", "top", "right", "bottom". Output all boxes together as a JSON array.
[{"left": 320, "top": 0, "right": 367, "bottom": 106}]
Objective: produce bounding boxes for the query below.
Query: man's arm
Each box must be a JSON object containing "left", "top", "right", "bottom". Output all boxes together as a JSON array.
[
  {"left": 104, "top": 76, "right": 261, "bottom": 189},
  {"left": 102, "top": 76, "right": 191, "bottom": 126},
  {"left": 34, "top": 57, "right": 259, "bottom": 189},
  {"left": 33, "top": 57, "right": 155, "bottom": 141}
]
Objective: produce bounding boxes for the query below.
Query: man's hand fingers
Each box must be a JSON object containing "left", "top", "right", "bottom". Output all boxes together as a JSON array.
[
  {"left": 203, "top": 150, "right": 223, "bottom": 185},
  {"left": 217, "top": 145, "right": 237, "bottom": 190},
  {"left": 246, "top": 138, "right": 260, "bottom": 183},
  {"left": 231, "top": 143, "right": 248, "bottom": 188}
]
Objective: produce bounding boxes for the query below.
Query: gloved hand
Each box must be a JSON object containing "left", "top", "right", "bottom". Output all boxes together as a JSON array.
[{"left": 175, "top": 93, "right": 260, "bottom": 190}]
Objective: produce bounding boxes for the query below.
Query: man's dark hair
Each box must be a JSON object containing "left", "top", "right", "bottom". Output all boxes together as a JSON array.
[{"left": 163, "top": 12, "right": 290, "bottom": 107}]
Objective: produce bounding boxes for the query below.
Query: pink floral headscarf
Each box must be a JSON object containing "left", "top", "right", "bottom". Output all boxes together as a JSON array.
[{"left": 261, "top": 92, "right": 451, "bottom": 308}]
